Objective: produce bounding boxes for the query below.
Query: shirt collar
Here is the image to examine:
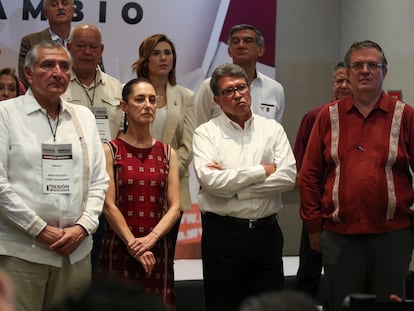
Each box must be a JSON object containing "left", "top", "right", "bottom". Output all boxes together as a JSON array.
[
  {"left": 48, "top": 28, "right": 70, "bottom": 47},
  {"left": 251, "top": 70, "right": 262, "bottom": 86},
  {"left": 70, "top": 66, "right": 103, "bottom": 86},
  {"left": 345, "top": 91, "right": 388, "bottom": 113},
  {"left": 220, "top": 112, "right": 254, "bottom": 130},
  {"left": 24, "top": 88, "right": 71, "bottom": 117}
]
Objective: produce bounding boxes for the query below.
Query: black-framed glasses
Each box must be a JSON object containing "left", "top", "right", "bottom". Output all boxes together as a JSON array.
[
  {"left": 220, "top": 83, "right": 249, "bottom": 98},
  {"left": 349, "top": 62, "right": 385, "bottom": 71}
]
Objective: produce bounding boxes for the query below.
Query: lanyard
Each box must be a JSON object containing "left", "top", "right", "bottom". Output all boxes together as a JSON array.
[
  {"left": 46, "top": 114, "right": 60, "bottom": 142},
  {"left": 75, "top": 72, "right": 97, "bottom": 106}
]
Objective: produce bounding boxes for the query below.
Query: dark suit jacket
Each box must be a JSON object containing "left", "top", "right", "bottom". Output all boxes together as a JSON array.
[
  {"left": 18, "top": 28, "right": 105, "bottom": 89},
  {"left": 18, "top": 29, "right": 51, "bottom": 88}
]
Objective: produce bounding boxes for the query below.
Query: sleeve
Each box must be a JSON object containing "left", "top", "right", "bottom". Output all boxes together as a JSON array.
[
  {"left": 404, "top": 105, "right": 414, "bottom": 176},
  {"left": 75, "top": 110, "right": 109, "bottom": 234},
  {"left": 237, "top": 124, "right": 296, "bottom": 200},
  {"left": 193, "top": 124, "right": 268, "bottom": 198},
  {"left": 0, "top": 104, "right": 47, "bottom": 237},
  {"left": 176, "top": 90, "right": 196, "bottom": 178},
  {"left": 294, "top": 112, "right": 316, "bottom": 172},
  {"left": 195, "top": 79, "right": 222, "bottom": 126},
  {"left": 299, "top": 111, "right": 328, "bottom": 233}
]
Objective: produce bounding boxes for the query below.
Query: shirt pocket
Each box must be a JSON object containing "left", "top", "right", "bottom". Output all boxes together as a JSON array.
[{"left": 257, "top": 99, "right": 278, "bottom": 118}]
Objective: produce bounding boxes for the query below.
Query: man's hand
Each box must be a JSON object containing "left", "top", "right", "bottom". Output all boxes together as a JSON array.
[
  {"left": 308, "top": 232, "right": 321, "bottom": 252},
  {"left": 36, "top": 225, "right": 65, "bottom": 245},
  {"left": 262, "top": 163, "right": 276, "bottom": 176},
  {"left": 49, "top": 225, "right": 88, "bottom": 257},
  {"left": 207, "top": 161, "right": 224, "bottom": 170}
]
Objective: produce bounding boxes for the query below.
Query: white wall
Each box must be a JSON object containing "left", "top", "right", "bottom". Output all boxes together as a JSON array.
[
  {"left": 276, "top": 0, "right": 343, "bottom": 255},
  {"left": 342, "top": 0, "right": 414, "bottom": 104}
]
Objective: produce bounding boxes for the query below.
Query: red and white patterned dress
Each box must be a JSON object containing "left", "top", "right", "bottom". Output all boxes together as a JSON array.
[{"left": 98, "top": 138, "right": 175, "bottom": 307}]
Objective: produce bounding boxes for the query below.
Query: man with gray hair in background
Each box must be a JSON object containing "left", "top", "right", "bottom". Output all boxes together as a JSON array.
[
  {"left": 62, "top": 23, "right": 123, "bottom": 270},
  {"left": 195, "top": 24, "right": 285, "bottom": 126}
]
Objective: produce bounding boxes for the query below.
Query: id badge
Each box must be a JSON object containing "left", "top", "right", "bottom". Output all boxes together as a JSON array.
[
  {"left": 42, "top": 143, "right": 74, "bottom": 194},
  {"left": 91, "top": 107, "right": 111, "bottom": 142}
]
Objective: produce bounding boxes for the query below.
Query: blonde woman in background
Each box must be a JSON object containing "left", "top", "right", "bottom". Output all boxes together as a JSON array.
[{"left": 0, "top": 68, "right": 21, "bottom": 101}]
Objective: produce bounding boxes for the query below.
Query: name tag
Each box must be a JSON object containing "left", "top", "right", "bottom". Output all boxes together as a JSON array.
[
  {"left": 42, "top": 143, "right": 74, "bottom": 194},
  {"left": 91, "top": 107, "right": 111, "bottom": 142}
]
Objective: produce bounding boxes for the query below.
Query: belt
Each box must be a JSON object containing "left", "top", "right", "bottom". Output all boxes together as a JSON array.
[{"left": 204, "top": 212, "right": 277, "bottom": 229}]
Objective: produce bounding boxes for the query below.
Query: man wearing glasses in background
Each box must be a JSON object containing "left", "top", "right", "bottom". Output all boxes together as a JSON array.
[
  {"left": 300, "top": 40, "right": 414, "bottom": 311},
  {"left": 61, "top": 24, "right": 123, "bottom": 273},
  {"left": 195, "top": 24, "right": 285, "bottom": 126},
  {"left": 193, "top": 63, "right": 296, "bottom": 311},
  {"left": 294, "top": 62, "right": 351, "bottom": 300}
]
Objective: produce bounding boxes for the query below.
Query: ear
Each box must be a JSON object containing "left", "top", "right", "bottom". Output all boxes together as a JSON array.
[
  {"left": 258, "top": 46, "right": 265, "bottom": 58},
  {"left": 24, "top": 67, "right": 33, "bottom": 86},
  {"left": 382, "top": 67, "right": 387, "bottom": 78},
  {"left": 227, "top": 46, "right": 232, "bottom": 58},
  {"left": 42, "top": 8, "right": 48, "bottom": 20},
  {"left": 67, "top": 42, "right": 72, "bottom": 51},
  {"left": 120, "top": 100, "right": 128, "bottom": 113},
  {"left": 213, "top": 95, "right": 220, "bottom": 106}
]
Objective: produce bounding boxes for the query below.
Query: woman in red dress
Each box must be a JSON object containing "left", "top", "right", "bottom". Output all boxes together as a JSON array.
[{"left": 98, "top": 78, "right": 181, "bottom": 309}]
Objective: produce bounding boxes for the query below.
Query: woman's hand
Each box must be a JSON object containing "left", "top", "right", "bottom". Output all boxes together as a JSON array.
[
  {"left": 137, "top": 251, "right": 156, "bottom": 276},
  {"left": 127, "top": 232, "right": 158, "bottom": 258}
]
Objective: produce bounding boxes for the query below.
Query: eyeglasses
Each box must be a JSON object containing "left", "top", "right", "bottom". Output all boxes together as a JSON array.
[
  {"left": 220, "top": 83, "right": 249, "bottom": 98},
  {"left": 349, "top": 62, "right": 385, "bottom": 71},
  {"left": 333, "top": 78, "right": 350, "bottom": 85},
  {"left": 75, "top": 43, "right": 100, "bottom": 51}
]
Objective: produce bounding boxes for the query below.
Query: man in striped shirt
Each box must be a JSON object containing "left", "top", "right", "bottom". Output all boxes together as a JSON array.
[{"left": 300, "top": 40, "right": 414, "bottom": 311}]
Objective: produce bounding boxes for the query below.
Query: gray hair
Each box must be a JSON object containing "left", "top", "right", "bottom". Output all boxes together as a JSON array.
[
  {"left": 210, "top": 63, "right": 248, "bottom": 96},
  {"left": 344, "top": 40, "right": 387, "bottom": 68},
  {"left": 227, "top": 24, "right": 264, "bottom": 47},
  {"left": 24, "top": 40, "right": 72, "bottom": 70}
]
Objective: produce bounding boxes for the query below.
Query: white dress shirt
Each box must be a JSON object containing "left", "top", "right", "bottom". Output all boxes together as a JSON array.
[
  {"left": 0, "top": 90, "right": 109, "bottom": 267},
  {"left": 193, "top": 113, "right": 296, "bottom": 219},
  {"left": 195, "top": 71, "right": 285, "bottom": 126}
]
